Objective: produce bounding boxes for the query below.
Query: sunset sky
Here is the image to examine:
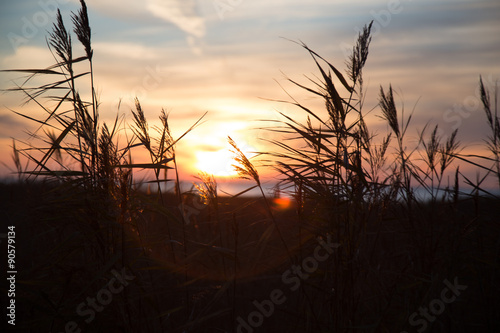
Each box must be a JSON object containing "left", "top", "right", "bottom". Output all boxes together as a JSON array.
[{"left": 1, "top": 0, "right": 499, "bottom": 192}]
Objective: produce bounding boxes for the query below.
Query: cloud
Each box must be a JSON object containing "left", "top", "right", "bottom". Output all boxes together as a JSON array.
[
  {"left": 92, "top": 42, "right": 160, "bottom": 60},
  {"left": 0, "top": 114, "right": 29, "bottom": 139},
  {"left": 146, "top": 0, "right": 206, "bottom": 55},
  {"left": 0, "top": 45, "right": 53, "bottom": 69},
  {"left": 84, "top": 0, "right": 206, "bottom": 54},
  {"left": 84, "top": 0, "right": 206, "bottom": 37},
  {"left": 147, "top": 0, "right": 205, "bottom": 38},
  {"left": 84, "top": 0, "right": 150, "bottom": 20}
]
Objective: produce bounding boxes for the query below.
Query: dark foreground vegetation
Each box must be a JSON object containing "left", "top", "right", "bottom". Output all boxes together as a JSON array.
[
  {"left": 1, "top": 1, "right": 499, "bottom": 332},
  {"left": 1, "top": 181, "right": 500, "bottom": 333}
]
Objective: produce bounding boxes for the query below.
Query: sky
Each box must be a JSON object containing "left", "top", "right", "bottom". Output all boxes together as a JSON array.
[{"left": 1, "top": 0, "right": 499, "bottom": 193}]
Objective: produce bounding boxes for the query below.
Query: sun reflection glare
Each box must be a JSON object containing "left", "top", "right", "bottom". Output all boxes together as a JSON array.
[{"left": 272, "top": 197, "right": 292, "bottom": 210}]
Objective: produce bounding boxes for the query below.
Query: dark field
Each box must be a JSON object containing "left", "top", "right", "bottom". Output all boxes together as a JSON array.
[{"left": 1, "top": 180, "right": 499, "bottom": 332}]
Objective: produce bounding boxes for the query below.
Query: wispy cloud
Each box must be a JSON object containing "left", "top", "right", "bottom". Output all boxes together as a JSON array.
[
  {"left": 0, "top": 46, "right": 53, "bottom": 69},
  {"left": 146, "top": 0, "right": 205, "bottom": 38},
  {"left": 0, "top": 115, "right": 25, "bottom": 137},
  {"left": 92, "top": 42, "right": 160, "bottom": 60},
  {"left": 84, "top": 0, "right": 206, "bottom": 54}
]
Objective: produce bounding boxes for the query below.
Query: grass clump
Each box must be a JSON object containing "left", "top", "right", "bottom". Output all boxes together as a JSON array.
[{"left": 263, "top": 21, "right": 500, "bottom": 332}]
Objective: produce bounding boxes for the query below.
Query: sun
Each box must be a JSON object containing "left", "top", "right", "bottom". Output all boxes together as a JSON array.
[
  {"left": 188, "top": 121, "right": 259, "bottom": 178},
  {"left": 195, "top": 138, "right": 258, "bottom": 178},
  {"left": 195, "top": 149, "right": 238, "bottom": 177}
]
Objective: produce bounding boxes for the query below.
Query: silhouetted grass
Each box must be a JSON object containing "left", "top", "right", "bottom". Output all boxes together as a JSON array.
[{"left": 1, "top": 3, "right": 499, "bottom": 333}]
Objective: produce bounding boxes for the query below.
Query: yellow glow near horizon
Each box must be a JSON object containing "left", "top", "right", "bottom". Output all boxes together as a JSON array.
[
  {"left": 188, "top": 120, "right": 260, "bottom": 177},
  {"left": 195, "top": 149, "right": 238, "bottom": 177},
  {"left": 194, "top": 135, "right": 258, "bottom": 177}
]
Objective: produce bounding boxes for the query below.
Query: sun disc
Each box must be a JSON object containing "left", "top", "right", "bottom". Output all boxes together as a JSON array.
[{"left": 195, "top": 149, "right": 237, "bottom": 177}]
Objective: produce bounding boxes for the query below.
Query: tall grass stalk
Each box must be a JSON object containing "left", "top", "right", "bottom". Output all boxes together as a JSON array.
[
  {"left": 480, "top": 76, "right": 500, "bottom": 187},
  {"left": 228, "top": 136, "right": 293, "bottom": 264}
]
